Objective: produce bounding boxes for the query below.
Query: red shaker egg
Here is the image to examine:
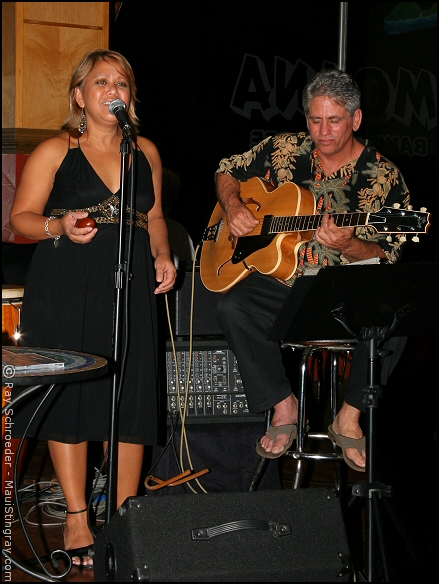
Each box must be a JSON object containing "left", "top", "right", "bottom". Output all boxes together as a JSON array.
[{"left": 76, "top": 217, "right": 96, "bottom": 228}]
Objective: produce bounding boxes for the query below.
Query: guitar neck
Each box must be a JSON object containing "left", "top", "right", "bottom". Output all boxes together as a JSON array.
[{"left": 266, "top": 212, "right": 368, "bottom": 233}]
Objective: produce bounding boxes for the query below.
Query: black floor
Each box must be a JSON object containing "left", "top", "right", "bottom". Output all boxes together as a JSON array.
[
  {"left": 3, "top": 412, "right": 436, "bottom": 583},
  {"left": 3, "top": 333, "right": 437, "bottom": 582}
]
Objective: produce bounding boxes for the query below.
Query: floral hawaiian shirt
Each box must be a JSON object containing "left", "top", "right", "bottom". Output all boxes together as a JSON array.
[{"left": 217, "top": 132, "right": 410, "bottom": 285}]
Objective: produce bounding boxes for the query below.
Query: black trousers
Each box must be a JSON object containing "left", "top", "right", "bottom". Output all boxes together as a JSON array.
[{"left": 216, "top": 272, "right": 406, "bottom": 414}]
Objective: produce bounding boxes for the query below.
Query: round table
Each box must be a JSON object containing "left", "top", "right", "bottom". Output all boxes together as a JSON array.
[
  {"left": 2, "top": 347, "right": 108, "bottom": 581},
  {"left": 2, "top": 346, "right": 108, "bottom": 386},
  {"left": 2, "top": 345, "right": 109, "bottom": 419}
]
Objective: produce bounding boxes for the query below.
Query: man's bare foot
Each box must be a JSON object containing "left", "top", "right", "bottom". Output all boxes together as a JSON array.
[
  {"left": 64, "top": 511, "right": 94, "bottom": 567},
  {"left": 259, "top": 394, "right": 298, "bottom": 455},
  {"left": 332, "top": 402, "right": 366, "bottom": 469}
]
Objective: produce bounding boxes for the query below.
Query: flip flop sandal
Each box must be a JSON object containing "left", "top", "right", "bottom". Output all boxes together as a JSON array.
[
  {"left": 255, "top": 424, "right": 298, "bottom": 459},
  {"left": 327, "top": 424, "right": 366, "bottom": 472}
]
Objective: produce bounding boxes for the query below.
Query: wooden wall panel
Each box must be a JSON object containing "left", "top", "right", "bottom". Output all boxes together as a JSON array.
[
  {"left": 2, "top": 2, "right": 109, "bottom": 152},
  {"left": 15, "top": 2, "right": 109, "bottom": 130},
  {"left": 23, "top": 2, "right": 105, "bottom": 27},
  {"left": 2, "top": 3, "right": 16, "bottom": 129},
  {"left": 21, "top": 25, "right": 104, "bottom": 129}
]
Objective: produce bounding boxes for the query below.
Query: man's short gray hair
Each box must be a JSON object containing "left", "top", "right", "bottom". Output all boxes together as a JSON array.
[{"left": 302, "top": 69, "right": 361, "bottom": 117}]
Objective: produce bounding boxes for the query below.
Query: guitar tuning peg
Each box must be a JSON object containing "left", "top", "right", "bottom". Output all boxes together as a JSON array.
[
  {"left": 386, "top": 235, "right": 393, "bottom": 242},
  {"left": 393, "top": 203, "right": 401, "bottom": 209},
  {"left": 407, "top": 205, "right": 413, "bottom": 210},
  {"left": 420, "top": 207, "right": 427, "bottom": 213},
  {"left": 412, "top": 235, "right": 420, "bottom": 243}
]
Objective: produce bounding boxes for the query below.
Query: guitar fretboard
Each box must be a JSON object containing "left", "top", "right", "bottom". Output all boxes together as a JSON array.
[{"left": 268, "top": 212, "right": 369, "bottom": 233}]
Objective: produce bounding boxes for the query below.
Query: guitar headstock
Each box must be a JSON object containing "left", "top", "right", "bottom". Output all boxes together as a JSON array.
[{"left": 370, "top": 205, "right": 431, "bottom": 239}]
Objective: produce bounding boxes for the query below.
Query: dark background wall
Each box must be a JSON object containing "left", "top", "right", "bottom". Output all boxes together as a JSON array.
[
  {"left": 109, "top": 10, "right": 437, "bottom": 574},
  {"left": 109, "top": 1, "right": 437, "bottom": 261}
]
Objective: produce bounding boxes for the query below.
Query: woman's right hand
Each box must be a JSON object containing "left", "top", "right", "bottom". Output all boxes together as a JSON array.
[{"left": 61, "top": 211, "right": 98, "bottom": 244}]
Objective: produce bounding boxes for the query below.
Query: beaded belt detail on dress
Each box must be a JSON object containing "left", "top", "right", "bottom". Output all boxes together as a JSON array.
[{"left": 51, "top": 194, "right": 148, "bottom": 230}]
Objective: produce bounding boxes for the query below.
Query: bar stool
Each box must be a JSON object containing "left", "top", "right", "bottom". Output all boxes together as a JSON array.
[{"left": 249, "top": 339, "right": 356, "bottom": 492}]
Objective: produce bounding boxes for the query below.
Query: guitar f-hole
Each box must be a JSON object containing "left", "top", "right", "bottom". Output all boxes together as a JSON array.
[{"left": 217, "top": 257, "right": 232, "bottom": 276}]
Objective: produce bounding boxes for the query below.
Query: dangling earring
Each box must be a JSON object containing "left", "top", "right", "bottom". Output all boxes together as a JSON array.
[{"left": 78, "top": 108, "right": 87, "bottom": 134}]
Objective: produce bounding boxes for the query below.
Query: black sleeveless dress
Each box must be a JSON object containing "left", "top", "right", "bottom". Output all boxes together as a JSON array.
[{"left": 13, "top": 141, "right": 159, "bottom": 445}]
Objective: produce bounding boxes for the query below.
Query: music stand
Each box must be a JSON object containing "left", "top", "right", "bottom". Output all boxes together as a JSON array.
[{"left": 269, "top": 262, "right": 437, "bottom": 582}]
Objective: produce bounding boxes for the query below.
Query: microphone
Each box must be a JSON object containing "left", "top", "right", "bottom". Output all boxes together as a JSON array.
[{"left": 108, "top": 99, "right": 132, "bottom": 134}]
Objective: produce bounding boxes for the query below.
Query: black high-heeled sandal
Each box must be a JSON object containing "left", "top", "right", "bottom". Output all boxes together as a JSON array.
[{"left": 62, "top": 508, "right": 95, "bottom": 569}]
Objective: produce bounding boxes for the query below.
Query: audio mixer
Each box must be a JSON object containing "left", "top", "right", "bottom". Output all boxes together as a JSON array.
[{"left": 165, "top": 339, "right": 263, "bottom": 422}]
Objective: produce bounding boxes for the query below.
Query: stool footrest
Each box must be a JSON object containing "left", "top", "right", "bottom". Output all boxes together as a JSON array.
[
  {"left": 285, "top": 451, "right": 344, "bottom": 461},
  {"left": 305, "top": 431, "right": 332, "bottom": 440}
]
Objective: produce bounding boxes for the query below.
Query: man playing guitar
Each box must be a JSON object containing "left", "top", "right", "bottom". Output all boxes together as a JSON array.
[{"left": 210, "top": 69, "right": 415, "bottom": 470}]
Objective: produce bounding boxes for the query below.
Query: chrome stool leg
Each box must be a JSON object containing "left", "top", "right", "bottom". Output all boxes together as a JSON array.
[
  {"left": 281, "top": 341, "right": 355, "bottom": 490},
  {"left": 292, "top": 345, "right": 314, "bottom": 489},
  {"left": 249, "top": 410, "right": 272, "bottom": 491},
  {"left": 329, "top": 348, "right": 350, "bottom": 492},
  {"left": 249, "top": 341, "right": 355, "bottom": 491}
]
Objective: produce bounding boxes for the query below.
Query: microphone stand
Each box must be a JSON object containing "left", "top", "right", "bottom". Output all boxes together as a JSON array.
[
  {"left": 332, "top": 306, "right": 406, "bottom": 582},
  {"left": 105, "top": 127, "right": 133, "bottom": 523}
]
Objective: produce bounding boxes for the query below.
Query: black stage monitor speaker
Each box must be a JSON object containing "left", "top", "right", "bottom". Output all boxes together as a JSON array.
[
  {"left": 93, "top": 488, "right": 352, "bottom": 582},
  {"left": 171, "top": 262, "right": 223, "bottom": 337}
]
